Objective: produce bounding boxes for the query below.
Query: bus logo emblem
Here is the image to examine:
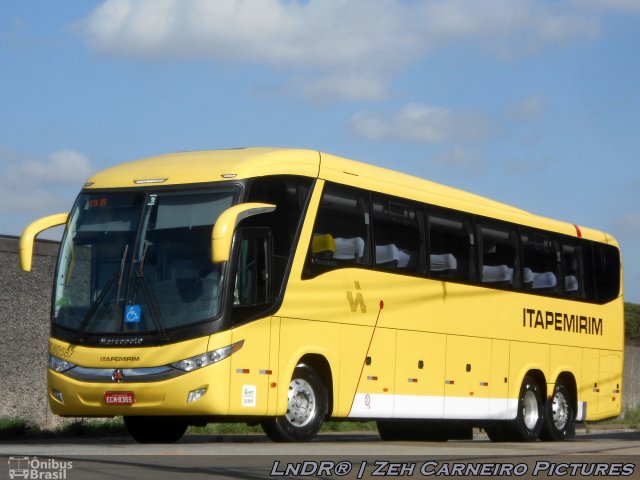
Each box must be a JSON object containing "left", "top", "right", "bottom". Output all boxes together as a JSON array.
[
  {"left": 112, "top": 369, "right": 125, "bottom": 383},
  {"left": 347, "top": 281, "right": 367, "bottom": 313}
]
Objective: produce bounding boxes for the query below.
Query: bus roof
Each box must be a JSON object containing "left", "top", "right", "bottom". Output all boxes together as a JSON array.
[
  {"left": 84, "top": 147, "right": 614, "bottom": 244},
  {"left": 85, "top": 148, "right": 321, "bottom": 188}
]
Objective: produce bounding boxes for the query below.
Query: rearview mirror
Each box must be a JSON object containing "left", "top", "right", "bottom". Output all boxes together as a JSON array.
[
  {"left": 211, "top": 203, "right": 275, "bottom": 263},
  {"left": 20, "top": 213, "right": 69, "bottom": 272}
]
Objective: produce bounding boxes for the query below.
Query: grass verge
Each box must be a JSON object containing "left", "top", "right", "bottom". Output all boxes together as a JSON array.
[
  {"left": 1, "top": 416, "right": 377, "bottom": 440},
  {"left": 186, "top": 420, "right": 377, "bottom": 435},
  {"left": 0, "top": 417, "right": 41, "bottom": 440},
  {"left": 599, "top": 405, "right": 640, "bottom": 429},
  {"left": 0, "top": 417, "right": 127, "bottom": 441}
]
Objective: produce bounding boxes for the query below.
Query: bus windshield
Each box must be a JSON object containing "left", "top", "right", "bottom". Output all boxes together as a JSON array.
[{"left": 53, "top": 188, "right": 238, "bottom": 338}]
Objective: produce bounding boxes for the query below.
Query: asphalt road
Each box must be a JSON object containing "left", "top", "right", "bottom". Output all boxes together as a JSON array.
[{"left": 2, "top": 430, "right": 640, "bottom": 479}]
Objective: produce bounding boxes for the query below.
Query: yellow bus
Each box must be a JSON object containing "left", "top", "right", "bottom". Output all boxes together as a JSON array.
[{"left": 20, "top": 147, "right": 623, "bottom": 443}]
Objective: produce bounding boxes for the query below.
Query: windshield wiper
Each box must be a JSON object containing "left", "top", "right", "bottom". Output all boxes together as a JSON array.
[
  {"left": 128, "top": 243, "right": 170, "bottom": 342},
  {"left": 76, "top": 244, "right": 129, "bottom": 344},
  {"left": 113, "top": 244, "right": 129, "bottom": 322}
]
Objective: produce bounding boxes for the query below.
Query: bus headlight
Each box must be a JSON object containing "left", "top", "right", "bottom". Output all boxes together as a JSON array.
[
  {"left": 48, "top": 354, "right": 76, "bottom": 373},
  {"left": 170, "top": 340, "right": 244, "bottom": 372}
]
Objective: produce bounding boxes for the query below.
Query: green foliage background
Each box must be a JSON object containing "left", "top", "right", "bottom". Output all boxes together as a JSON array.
[{"left": 625, "top": 302, "right": 640, "bottom": 342}]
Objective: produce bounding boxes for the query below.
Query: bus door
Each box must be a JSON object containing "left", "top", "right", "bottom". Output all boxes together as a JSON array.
[{"left": 228, "top": 228, "right": 274, "bottom": 415}]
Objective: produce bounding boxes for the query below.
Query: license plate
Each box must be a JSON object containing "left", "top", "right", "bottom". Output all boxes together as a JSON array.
[{"left": 104, "top": 391, "right": 135, "bottom": 405}]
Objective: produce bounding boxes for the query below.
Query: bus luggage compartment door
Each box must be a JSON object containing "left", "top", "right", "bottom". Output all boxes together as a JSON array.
[{"left": 444, "top": 336, "right": 492, "bottom": 419}]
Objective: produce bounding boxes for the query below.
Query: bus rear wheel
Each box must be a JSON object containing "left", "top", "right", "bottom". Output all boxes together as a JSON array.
[
  {"left": 123, "top": 416, "right": 188, "bottom": 443},
  {"left": 261, "top": 364, "right": 327, "bottom": 442},
  {"left": 511, "top": 375, "right": 544, "bottom": 441},
  {"left": 486, "top": 376, "right": 544, "bottom": 442},
  {"left": 540, "top": 381, "right": 575, "bottom": 441}
]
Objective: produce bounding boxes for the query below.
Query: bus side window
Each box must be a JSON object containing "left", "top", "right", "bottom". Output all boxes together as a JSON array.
[
  {"left": 247, "top": 175, "right": 313, "bottom": 298},
  {"left": 521, "top": 232, "right": 560, "bottom": 295},
  {"left": 428, "top": 210, "right": 474, "bottom": 282},
  {"left": 304, "top": 183, "right": 371, "bottom": 278},
  {"left": 234, "top": 229, "right": 271, "bottom": 307},
  {"left": 594, "top": 243, "right": 621, "bottom": 304},
  {"left": 562, "top": 243, "right": 585, "bottom": 299},
  {"left": 479, "top": 223, "right": 518, "bottom": 288},
  {"left": 372, "top": 194, "right": 423, "bottom": 274},
  {"left": 230, "top": 227, "right": 275, "bottom": 325}
]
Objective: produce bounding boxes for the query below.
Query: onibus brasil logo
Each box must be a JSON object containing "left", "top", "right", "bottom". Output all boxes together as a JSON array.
[{"left": 8, "top": 457, "right": 72, "bottom": 479}]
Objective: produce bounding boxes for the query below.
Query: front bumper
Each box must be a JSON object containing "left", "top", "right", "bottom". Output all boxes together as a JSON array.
[{"left": 48, "top": 361, "right": 231, "bottom": 416}]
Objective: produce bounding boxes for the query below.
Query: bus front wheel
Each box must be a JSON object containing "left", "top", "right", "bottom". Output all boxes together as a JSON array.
[
  {"left": 261, "top": 364, "right": 327, "bottom": 442},
  {"left": 123, "top": 416, "right": 188, "bottom": 443}
]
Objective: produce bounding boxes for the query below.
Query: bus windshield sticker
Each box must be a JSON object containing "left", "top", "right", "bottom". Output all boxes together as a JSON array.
[{"left": 125, "top": 305, "right": 142, "bottom": 324}]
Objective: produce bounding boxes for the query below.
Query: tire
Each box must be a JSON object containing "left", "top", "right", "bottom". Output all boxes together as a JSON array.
[
  {"left": 123, "top": 416, "right": 188, "bottom": 443},
  {"left": 511, "top": 375, "right": 544, "bottom": 441},
  {"left": 261, "top": 364, "right": 327, "bottom": 442},
  {"left": 540, "top": 381, "right": 575, "bottom": 441}
]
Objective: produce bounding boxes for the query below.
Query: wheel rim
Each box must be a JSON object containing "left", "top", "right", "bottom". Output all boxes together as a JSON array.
[
  {"left": 551, "top": 390, "right": 569, "bottom": 431},
  {"left": 522, "top": 390, "right": 539, "bottom": 431},
  {"left": 285, "top": 378, "right": 316, "bottom": 428}
]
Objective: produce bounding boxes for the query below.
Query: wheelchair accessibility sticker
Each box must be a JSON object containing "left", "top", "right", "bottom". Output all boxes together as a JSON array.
[{"left": 125, "top": 305, "right": 141, "bottom": 324}]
